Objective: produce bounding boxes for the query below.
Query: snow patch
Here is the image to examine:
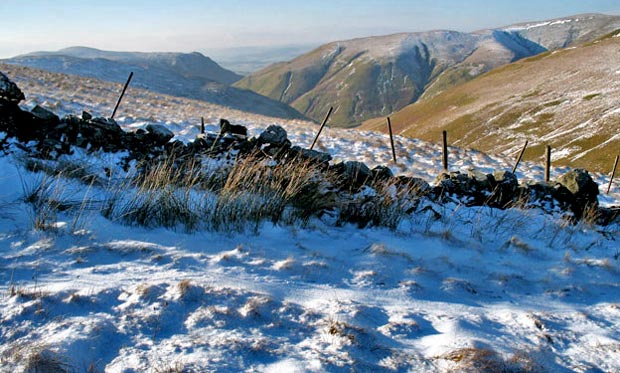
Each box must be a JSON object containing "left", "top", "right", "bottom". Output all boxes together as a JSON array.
[{"left": 506, "top": 18, "right": 573, "bottom": 31}]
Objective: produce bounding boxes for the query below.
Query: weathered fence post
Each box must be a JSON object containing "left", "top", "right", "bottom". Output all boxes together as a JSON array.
[
  {"left": 386, "top": 117, "right": 397, "bottom": 163},
  {"left": 111, "top": 71, "right": 134, "bottom": 119},
  {"left": 200, "top": 117, "right": 205, "bottom": 134},
  {"left": 310, "top": 106, "right": 333, "bottom": 150},
  {"left": 544, "top": 145, "right": 551, "bottom": 182},
  {"left": 512, "top": 140, "right": 528, "bottom": 174},
  {"left": 607, "top": 155, "right": 619, "bottom": 194},
  {"left": 442, "top": 130, "right": 448, "bottom": 172}
]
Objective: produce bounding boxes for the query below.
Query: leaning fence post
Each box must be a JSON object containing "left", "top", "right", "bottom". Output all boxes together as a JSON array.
[
  {"left": 386, "top": 117, "right": 397, "bottom": 163},
  {"left": 544, "top": 145, "right": 551, "bottom": 182},
  {"left": 200, "top": 117, "right": 205, "bottom": 134},
  {"left": 442, "top": 130, "right": 448, "bottom": 172},
  {"left": 607, "top": 155, "right": 619, "bottom": 194},
  {"left": 111, "top": 71, "right": 134, "bottom": 119},
  {"left": 310, "top": 106, "right": 333, "bottom": 150},
  {"left": 512, "top": 140, "right": 528, "bottom": 174}
]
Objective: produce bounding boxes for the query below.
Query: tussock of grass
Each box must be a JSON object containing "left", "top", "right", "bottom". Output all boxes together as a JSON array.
[
  {"left": 102, "top": 152, "right": 341, "bottom": 231},
  {"left": 211, "top": 153, "right": 339, "bottom": 230},
  {"left": 437, "top": 347, "right": 542, "bottom": 372},
  {"left": 19, "top": 166, "right": 99, "bottom": 232},
  {"left": 25, "top": 348, "right": 73, "bottom": 373},
  {"left": 1, "top": 343, "right": 73, "bottom": 373},
  {"left": 103, "top": 157, "right": 203, "bottom": 230}
]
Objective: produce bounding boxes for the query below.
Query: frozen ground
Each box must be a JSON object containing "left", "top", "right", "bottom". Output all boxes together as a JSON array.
[{"left": 0, "top": 73, "right": 619, "bottom": 372}]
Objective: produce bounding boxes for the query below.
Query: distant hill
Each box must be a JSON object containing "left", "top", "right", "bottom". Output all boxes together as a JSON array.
[
  {"left": 234, "top": 14, "right": 620, "bottom": 127},
  {"left": 362, "top": 29, "right": 620, "bottom": 173},
  {"left": 21, "top": 46, "right": 242, "bottom": 85},
  {"left": 3, "top": 47, "right": 306, "bottom": 120}
]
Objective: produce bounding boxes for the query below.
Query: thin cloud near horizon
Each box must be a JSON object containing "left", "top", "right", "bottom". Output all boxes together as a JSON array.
[{"left": 0, "top": 1, "right": 619, "bottom": 58}]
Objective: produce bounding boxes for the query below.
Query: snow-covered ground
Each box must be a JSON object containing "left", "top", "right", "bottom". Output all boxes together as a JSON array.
[{"left": 1, "top": 81, "right": 620, "bottom": 371}]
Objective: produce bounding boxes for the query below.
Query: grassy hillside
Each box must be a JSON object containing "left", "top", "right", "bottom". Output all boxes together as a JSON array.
[
  {"left": 235, "top": 32, "right": 480, "bottom": 127},
  {"left": 235, "top": 14, "right": 620, "bottom": 128},
  {"left": 362, "top": 30, "right": 620, "bottom": 173}
]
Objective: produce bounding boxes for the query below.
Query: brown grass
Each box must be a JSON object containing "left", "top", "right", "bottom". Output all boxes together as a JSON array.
[
  {"left": 2, "top": 343, "right": 73, "bottom": 373},
  {"left": 177, "top": 279, "right": 192, "bottom": 297},
  {"left": 439, "top": 347, "right": 505, "bottom": 372},
  {"left": 437, "top": 347, "right": 543, "bottom": 372},
  {"left": 360, "top": 35, "right": 620, "bottom": 172}
]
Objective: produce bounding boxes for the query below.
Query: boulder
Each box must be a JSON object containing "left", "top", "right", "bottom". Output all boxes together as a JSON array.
[
  {"left": 146, "top": 124, "right": 174, "bottom": 145},
  {"left": 259, "top": 125, "right": 288, "bottom": 146},
  {"left": 0, "top": 100, "right": 24, "bottom": 139},
  {"left": 219, "top": 118, "right": 247, "bottom": 137},
  {"left": 288, "top": 146, "right": 332, "bottom": 164},
  {"left": 598, "top": 206, "right": 620, "bottom": 225},
  {"left": 0, "top": 72, "right": 24, "bottom": 103},
  {"left": 493, "top": 170, "right": 518, "bottom": 186},
  {"left": 434, "top": 172, "right": 474, "bottom": 199},
  {"left": 371, "top": 165, "right": 393, "bottom": 182},
  {"left": 556, "top": 169, "right": 598, "bottom": 201},
  {"left": 331, "top": 161, "right": 372, "bottom": 190},
  {"left": 395, "top": 176, "right": 430, "bottom": 194},
  {"left": 90, "top": 117, "right": 123, "bottom": 133},
  {"left": 490, "top": 170, "right": 519, "bottom": 207},
  {"left": 75, "top": 117, "right": 125, "bottom": 152},
  {"left": 344, "top": 161, "right": 371, "bottom": 179},
  {"left": 31, "top": 105, "right": 60, "bottom": 124},
  {"left": 555, "top": 169, "right": 599, "bottom": 219},
  {"left": 433, "top": 170, "right": 497, "bottom": 206},
  {"left": 467, "top": 169, "right": 494, "bottom": 191},
  {"left": 525, "top": 181, "right": 573, "bottom": 214}
]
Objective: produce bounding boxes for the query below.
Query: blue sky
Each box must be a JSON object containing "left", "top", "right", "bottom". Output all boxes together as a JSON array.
[{"left": 0, "top": 0, "right": 619, "bottom": 57}]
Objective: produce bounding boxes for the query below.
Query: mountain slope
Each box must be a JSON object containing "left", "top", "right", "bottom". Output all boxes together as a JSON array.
[
  {"left": 362, "top": 30, "right": 620, "bottom": 173},
  {"left": 235, "top": 14, "right": 620, "bottom": 127},
  {"left": 3, "top": 48, "right": 306, "bottom": 120},
  {"left": 235, "top": 31, "right": 481, "bottom": 127}
]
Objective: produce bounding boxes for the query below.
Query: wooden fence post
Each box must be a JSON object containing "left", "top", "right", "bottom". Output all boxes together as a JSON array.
[
  {"left": 111, "top": 71, "right": 134, "bottom": 119},
  {"left": 200, "top": 117, "right": 205, "bottom": 134},
  {"left": 386, "top": 117, "right": 397, "bottom": 163},
  {"left": 310, "top": 106, "right": 333, "bottom": 150},
  {"left": 607, "top": 155, "right": 619, "bottom": 194},
  {"left": 442, "top": 130, "right": 448, "bottom": 172},
  {"left": 512, "top": 140, "right": 528, "bottom": 174},
  {"left": 545, "top": 145, "right": 551, "bottom": 182}
]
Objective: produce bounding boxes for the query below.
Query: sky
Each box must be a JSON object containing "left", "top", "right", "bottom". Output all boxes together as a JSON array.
[{"left": 0, "top": 0, "right": 619, "bottom": 58}]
